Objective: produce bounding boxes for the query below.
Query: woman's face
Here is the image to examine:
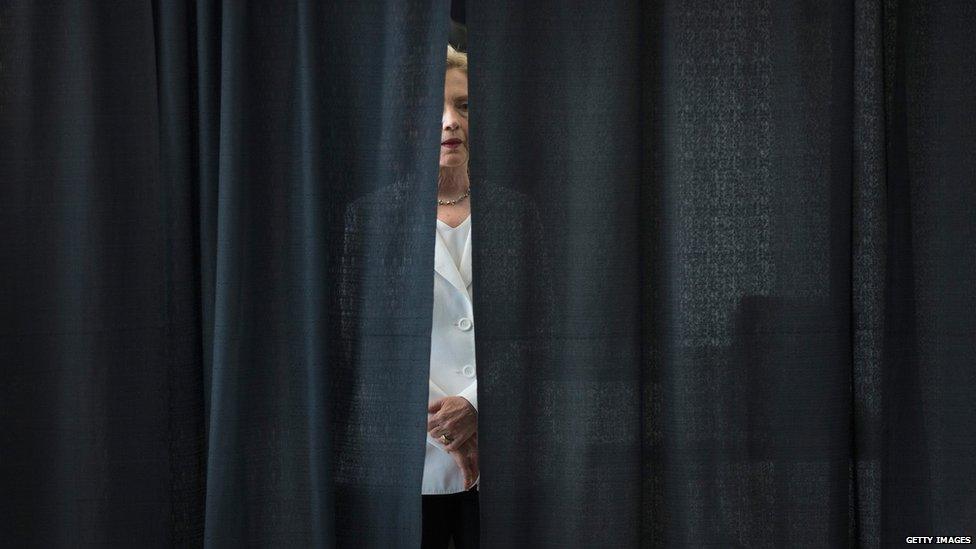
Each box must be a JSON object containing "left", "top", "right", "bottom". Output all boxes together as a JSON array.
[{"left": 440, "top": 68, "right": 469, "bottom": 170}]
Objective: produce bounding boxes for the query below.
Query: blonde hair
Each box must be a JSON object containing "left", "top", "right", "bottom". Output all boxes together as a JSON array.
[{"left": 446, "top": 44, "right": 467, "bottom": 74}]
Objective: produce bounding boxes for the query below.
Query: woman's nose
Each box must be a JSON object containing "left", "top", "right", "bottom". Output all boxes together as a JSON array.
[{"left": 443, "top": 110, "right": 459, "bottom": 130}]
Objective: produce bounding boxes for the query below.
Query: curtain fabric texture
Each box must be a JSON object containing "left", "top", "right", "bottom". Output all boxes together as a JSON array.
[
  {"left": 3, "top": 1, "right": 448, "bottom": 546},
  {"left": 2, "top": 1, "right": 973, "bottom": 547},
  {"left": 467, "top": 2, "right": 975, "bottom": 547}
]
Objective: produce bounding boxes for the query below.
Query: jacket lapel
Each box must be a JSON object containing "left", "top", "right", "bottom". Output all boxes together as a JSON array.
[
  {"left": 459, "top": 221, "right": 472, "bottom": 289},
  {"left": 434, "top": 218, "right": 473, "bottom": 298}
]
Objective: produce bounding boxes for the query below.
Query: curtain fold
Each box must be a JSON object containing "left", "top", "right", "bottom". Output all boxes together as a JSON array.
[
  {"left": 1, "top": 0, "right": 973, "bottom": 547},
  {"left": 3, "top": 0, "right": 451, "bottom": 546},
  {"left": 161, "top": 1, "right": 451, "bottom": 546},
  {"left": 1, "top": 1, "right": 207, "bottom": 545}
]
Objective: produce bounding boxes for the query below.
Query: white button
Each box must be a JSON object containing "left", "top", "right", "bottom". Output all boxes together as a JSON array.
[
  {"left": 457, "top": 317, "right": 473, "bottom": 331},
  {"left": 461, "top": 364, "right": 475, "bottom": 378}
]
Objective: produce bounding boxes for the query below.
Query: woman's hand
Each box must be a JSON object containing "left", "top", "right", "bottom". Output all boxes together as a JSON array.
[
  {"left": 427, "top": 396, "right": 477, "bottom": 452},
  {"left": 448, "top": 433, "right": 479, "bottom": 490}
]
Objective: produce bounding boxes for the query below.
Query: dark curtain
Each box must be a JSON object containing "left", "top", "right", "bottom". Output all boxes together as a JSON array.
[
  {"left": 2, "top": 1, "right": 449, "bottom": 547},
  {"left": 1, "top": 1, "right": 973, "bottom": 548},
  {"left": 469, "top": 0, "right": 975, "bottom": 547}
]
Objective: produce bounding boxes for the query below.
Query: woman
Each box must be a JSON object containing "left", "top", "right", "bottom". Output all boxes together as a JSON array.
[{"left": 421, "top": 44, "right": 480, "bottom": 549}]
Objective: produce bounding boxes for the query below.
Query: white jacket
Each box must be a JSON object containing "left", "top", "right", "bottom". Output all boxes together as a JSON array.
[{"left": 422, "top": 214, "right": 479, "bottom": 494}]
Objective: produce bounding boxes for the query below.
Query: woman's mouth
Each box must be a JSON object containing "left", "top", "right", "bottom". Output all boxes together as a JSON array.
[{"left": 441, "top": 139, "right": 462, "bottom": 149}]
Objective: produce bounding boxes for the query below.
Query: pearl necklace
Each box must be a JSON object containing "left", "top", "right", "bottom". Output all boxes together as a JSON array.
[{"left": 437, "top": 186, "right": 470, "bottom": 206}]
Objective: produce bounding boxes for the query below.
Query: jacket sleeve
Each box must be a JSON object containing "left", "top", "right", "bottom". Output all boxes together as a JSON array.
[{"left": 457, "top": 380, "right": 478, "bottom": 413}]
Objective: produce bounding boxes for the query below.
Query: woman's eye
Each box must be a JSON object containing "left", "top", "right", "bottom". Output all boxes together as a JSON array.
[{"left": 460, "top": 103, "right": 468, "bottom": 110}]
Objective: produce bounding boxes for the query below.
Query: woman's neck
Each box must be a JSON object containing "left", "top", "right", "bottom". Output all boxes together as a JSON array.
[
  {"left": 437, "top": 202, "right": 470, "bottom": 227},
  {"left": 437, "top": 167, "right": 471, "bottom": 226},
  {"left": 437, "top": 167, "right": 470, "bottom": 201}
]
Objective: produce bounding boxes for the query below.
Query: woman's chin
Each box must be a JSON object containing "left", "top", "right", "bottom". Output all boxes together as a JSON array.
[{"left": 439, "top": 160, "right": 468, "bottom": 171}]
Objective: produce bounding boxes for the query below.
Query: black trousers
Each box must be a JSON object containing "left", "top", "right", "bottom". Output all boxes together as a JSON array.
[{"left": 421, "top": 486, "right": 479, "bottom": 549}]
